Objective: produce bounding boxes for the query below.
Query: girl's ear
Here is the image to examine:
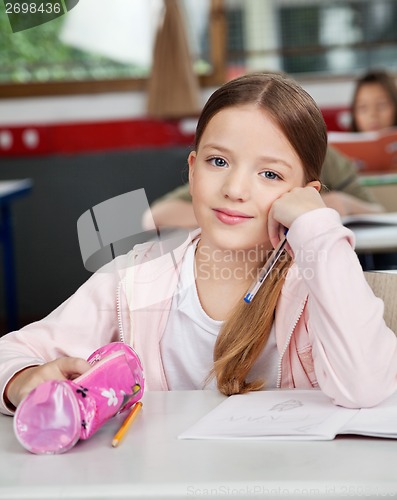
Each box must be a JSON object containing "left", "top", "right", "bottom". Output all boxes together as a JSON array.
[
  {"left": 306, "top": 180, "right": 322, "bottom": 192},
  {"left": 188, "top": 151, "right": 197, "bottom": 196}
]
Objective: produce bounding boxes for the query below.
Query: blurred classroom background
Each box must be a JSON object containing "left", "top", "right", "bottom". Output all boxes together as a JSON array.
[{"left": 1, "top": 0, "right": 397, "bottom": 334}]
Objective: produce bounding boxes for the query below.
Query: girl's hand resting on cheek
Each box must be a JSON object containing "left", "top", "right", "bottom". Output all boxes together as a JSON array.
[
  {"left": 268, "top": 185, "right": 325, "bottom": 249},
  {"left": 5, "top": 357, "right": 91, "bottom": 410}
]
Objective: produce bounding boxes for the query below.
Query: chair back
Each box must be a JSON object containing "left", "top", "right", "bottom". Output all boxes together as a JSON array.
[{"left": 364, "top": 271, "right": 397, "bottom": 334}]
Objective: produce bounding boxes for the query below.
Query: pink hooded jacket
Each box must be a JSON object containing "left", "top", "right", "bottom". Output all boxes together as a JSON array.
[{"left": 1, "top": 208, "right": 396, "bottom": 415}]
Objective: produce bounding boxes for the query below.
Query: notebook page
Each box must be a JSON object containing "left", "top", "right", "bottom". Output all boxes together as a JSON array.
[
  {"left": 178, "top": 390, "right": 356, "bottom": 441},
  {"left": 339, "top": 390, "right": 397, "bottom": 438}
]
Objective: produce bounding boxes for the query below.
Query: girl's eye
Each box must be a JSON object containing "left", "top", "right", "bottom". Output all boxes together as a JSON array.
[
  {"left": 260, "top": 170, "right": 280, "bottom": 180},
  {"left": 356, "top": 105, "right": 368, "bottom": 114},
  {"left": 209, "top": 157, "right": 228, "bottom": 168},
  {"left": 378, "top": 102, "right": 392, "bottom": 111}
]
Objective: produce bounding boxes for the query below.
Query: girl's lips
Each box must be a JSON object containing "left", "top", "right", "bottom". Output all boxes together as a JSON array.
[{"left": 213, "top": 208, "right": 253, "bottom": 225}]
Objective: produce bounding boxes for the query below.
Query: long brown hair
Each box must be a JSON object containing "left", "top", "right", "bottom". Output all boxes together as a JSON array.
[
  {"left": 194, "top": 72, "right": 327, "bottom": 395},
  {"left": 351, "top": 70, "right": 397, "bottom": 131}
]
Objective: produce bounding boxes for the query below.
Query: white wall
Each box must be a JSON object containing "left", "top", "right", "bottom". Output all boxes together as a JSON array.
[{"left": 0, "top": 80, "right": 354, "bottom": 126}]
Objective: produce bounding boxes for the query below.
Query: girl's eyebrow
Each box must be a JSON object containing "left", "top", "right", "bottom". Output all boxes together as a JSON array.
[
  {"left": 201, "top": 143, "right": 293, "bottom": 170},
  {"left": 201, "top": 144, "right": 293, "bottom": 169},
  {"left": 201, "top": 143, "right": 231, "bottom": 154},
  {"left": 258, "top": 156, "right": 293, "bottom": 170}
]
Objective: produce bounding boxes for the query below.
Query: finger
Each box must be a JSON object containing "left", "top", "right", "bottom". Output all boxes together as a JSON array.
[
  {"left": 56, "top": 357, "right": 91, "bottom": 380},
  {"left": 284, "top": 240, "right": 293, "bottom": 258},
  {"left": 267, "top": 205, "right": 282, "bottom": 249},
  {"left": 278, "top": 226, "right": 287, "bottom": 242}
]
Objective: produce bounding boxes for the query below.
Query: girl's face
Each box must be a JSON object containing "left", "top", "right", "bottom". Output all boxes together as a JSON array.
[
  {"left": 354, "top": 83, "right": 396, "bottom": 132},
  {"left": 188, "top": 104, "right": 307, "bottom": 253}
]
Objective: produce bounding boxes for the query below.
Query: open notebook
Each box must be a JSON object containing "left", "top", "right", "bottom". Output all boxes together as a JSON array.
[
  {"left": 178, "top": 389, "right": 397, "bottom": 441},
  {"left": 328, "top": 128, "right": 397, "bottom": 172}
]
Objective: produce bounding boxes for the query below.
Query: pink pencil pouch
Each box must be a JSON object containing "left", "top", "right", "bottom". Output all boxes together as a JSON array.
[{"left": 14, "top": 342, "right": 144, "bottom": 455}]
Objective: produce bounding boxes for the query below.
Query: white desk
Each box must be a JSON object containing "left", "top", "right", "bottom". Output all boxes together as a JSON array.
[
  {"left": 1, "top": 390, "right": 397, "bottom": 500},
  {"left": 352, "top": 225, "right": 397, "bottom": 253},
  {"left": 342, "top": 212, "right": 397, "bottom": 254}
]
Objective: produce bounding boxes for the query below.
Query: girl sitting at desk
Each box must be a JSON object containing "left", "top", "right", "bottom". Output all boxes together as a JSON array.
[
  {"left": 0, "top": 73, "right": 396, "bottom": 414},
  {"left": 351, "top": 69, "right": 397, "bottom": 270}
]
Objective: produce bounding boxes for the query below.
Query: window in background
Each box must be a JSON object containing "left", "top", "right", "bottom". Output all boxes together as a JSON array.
[
  {"left": 2, "top": 0, "right": 396, "bottom": 98},
  {"left": 0, "top": 0, "right": 224, "bottom": 97},
  {"left": 224, "top": 0, "right": 397, "bottom": 78},
  {"left": 0, "top": 1, "right": 160, "bottom": 85}
]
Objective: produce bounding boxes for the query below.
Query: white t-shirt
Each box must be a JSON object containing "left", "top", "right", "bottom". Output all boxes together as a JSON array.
[{"left": 160, "top": 241, "right": 279, "bottom": 390}]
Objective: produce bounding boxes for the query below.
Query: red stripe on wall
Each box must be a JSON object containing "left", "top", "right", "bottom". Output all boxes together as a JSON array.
[
  {"left": 0, "top": 118, "right": 197, "bottom": 157},
  {"left": 0, "top": 108, "right": 349, "bottom": 157}
]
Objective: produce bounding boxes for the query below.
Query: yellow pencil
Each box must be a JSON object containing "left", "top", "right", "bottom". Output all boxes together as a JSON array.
[{"left": 112, "top": 401, "right": 143, "bottom": 448}]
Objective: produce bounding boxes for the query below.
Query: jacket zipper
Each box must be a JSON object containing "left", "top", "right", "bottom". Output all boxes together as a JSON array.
[
  {"left": 116, "top": 278, "right": 126, "bottom": 344},
  {"left": 276, "top": 297, "right": 308, "bottom": 388}
]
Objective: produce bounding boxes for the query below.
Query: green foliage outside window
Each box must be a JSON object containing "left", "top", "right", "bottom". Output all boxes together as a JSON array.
[{"left": 0, "top": 12, "right": 148, "bottom": 84}]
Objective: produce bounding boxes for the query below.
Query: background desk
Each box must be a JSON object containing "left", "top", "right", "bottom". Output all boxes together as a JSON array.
[
  {"left": 350, "top": 224, "right": 397, "bottom": 253},
  {"left": 0, "top": 179, "right": 33, "bottom": 333},
  {"left": 343, "top": 212, "right": 397, "bottom": 270},
  {"left": 1, "top": 390, "right": 397, "bottom": 500},
  {"left": 342, "top": 212, "right": 397, "bottom": 271}
]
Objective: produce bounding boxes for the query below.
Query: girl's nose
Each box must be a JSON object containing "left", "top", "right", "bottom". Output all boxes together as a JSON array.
[
  {"left": 369, "top": 105, "right": 379, "bottom": 117},
  {"left": 221, "top": 168, "right": 250, "bottom": 201}
]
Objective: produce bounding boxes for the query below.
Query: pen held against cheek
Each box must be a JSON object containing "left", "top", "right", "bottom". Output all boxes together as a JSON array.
[{"left": 243, "top": 230, "right": 288, "bottom": 304}]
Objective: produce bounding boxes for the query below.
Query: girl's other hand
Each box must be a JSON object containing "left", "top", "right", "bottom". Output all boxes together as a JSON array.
[
  {"left": 5, "top": 357, "right": 91, "bottom": 410},
  {"left": 267, "top": 184, "right": 325, "bottom": 249}
]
